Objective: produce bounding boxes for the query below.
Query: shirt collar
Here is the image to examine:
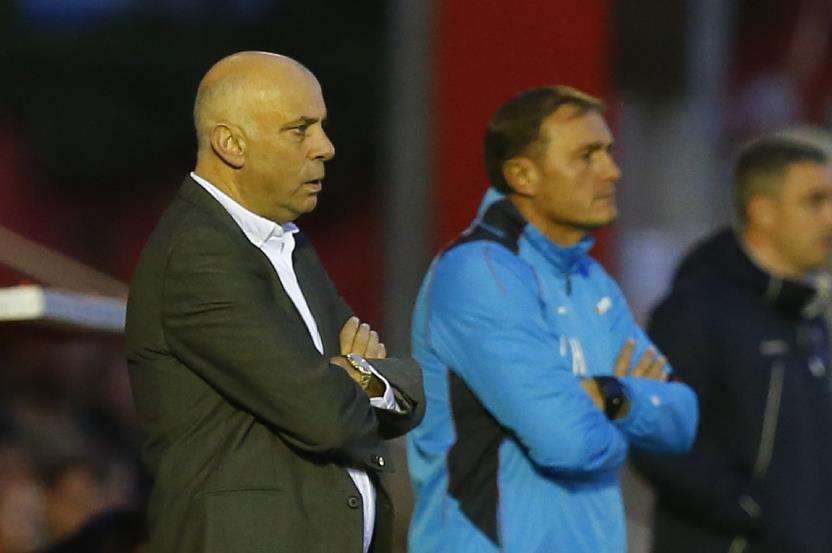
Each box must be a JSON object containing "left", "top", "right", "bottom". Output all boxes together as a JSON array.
[
  {"left": 190, "top": 172, "right": 298, "bottom": 248},
  {"left": 475, "top": 187, "right": 595, "bottom": 273}
]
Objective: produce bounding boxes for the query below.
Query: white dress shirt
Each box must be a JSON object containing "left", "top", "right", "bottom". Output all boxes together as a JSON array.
[{"left": 192, "top": 172, "right": 396, "bottom": 553}]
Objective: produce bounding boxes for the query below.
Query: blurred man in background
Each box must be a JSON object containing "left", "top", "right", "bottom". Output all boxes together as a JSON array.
[
  {"left": 633, "top": 136, "right": 832, "bottom": 553},
  {"left": 407, "top": 86, "right": 698, "bottom": 553},
  {"left": 125, "top": 52, "right": 423, "bottom": 552}
]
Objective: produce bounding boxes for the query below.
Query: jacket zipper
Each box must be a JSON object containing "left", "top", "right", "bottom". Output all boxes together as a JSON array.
[
  {"left": 752, "top": 362, "right": 784, "bottom": 478},
  {"left": 728, "top": 361, "right": 785, "bottom": 553},
  {"left": 728, "top": 537, "right": 748, "bottom": 553}
]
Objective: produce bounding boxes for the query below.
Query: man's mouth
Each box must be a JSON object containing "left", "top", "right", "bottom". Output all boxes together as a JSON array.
[{"left": 304, "top": 179, "right": 323, "bottom": 192}]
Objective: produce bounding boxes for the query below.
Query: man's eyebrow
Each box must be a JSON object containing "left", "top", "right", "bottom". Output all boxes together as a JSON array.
[
  {"left": 578, "top": 140, "right": 614, "bottom": 153},
  {"left": 281, "top": 116, "right": 325, "bottom": 129}
]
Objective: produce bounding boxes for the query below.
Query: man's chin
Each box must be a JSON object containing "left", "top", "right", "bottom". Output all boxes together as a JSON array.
[
  {"left": 581, "top": 211, "right": 618, "bottom": 231},
  {"left": 295, "top": 195, "right": 318, "bottom": 215}
]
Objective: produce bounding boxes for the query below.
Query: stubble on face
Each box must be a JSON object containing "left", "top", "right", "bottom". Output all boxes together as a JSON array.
[
  {"left": 524, "top": 107, "right": 621, "bottom": 244},
  {"left": 771, "top": 162, "right": 832, "bottom": 272},
  {"left": 241, "top": 73, "right": 331, "bottom": 222}
]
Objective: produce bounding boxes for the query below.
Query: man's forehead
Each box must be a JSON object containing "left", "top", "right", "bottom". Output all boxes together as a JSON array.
[
  {"left": 786, "top": 160, "right": 832, "bottom": 180},
  {"left": 540, "top": 107, "right": 613, "bottom": 145},
  {"left": 273, "top": 95, "right": 327, "bottom": 123},
  {"left": 261, "top": 77, "right": 327, "bottom": 121},
  {"left": 783, "top": 161, "right": 832, "bottom": 193}
]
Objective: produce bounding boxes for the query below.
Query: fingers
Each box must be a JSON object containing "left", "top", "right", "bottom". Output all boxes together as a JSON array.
[
  {"left": 352, "top": 323, "right": 371, "bottom": 356},
  {"left": 632, "top": 348, "right": 669, "bottom": 381},
  {"left": 340, "top": 316, "right": 386, "bottom": 357},
  {"left": 339, "top": 316, "right": 360, "bottom": 355},
  {"left": 631, "top": 347, "right": 656, "bottom": 378},
  {"left": 614, "top": 339, "right": 669, "bottom": 381},
  {"left": 364, "top": 330, "right": 380, "bottom": 358},
  {"left": 365, "top": 333, "right": 388, "bottom": 359},
  {"left": 614, "top": 339, "right": 635, "bottom": 377},
  {"left": 650, "top": 355, "right": 668, "bottom": 381}
]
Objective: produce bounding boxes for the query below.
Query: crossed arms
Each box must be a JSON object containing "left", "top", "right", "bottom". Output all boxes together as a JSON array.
[{"left": 421, "top": 242, "right": 698, "bottom": 475}]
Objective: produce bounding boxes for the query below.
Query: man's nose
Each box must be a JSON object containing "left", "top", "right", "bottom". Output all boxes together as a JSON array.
[
  {"left": 312, "top": 129, "right": 335, "bottom": 161},
  {"left": 603, "top": 152, "right": 621, "bottom": 182}
]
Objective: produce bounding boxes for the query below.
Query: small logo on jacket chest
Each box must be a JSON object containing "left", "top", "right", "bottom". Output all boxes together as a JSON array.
[
  {"left": 759, "top": 340, "right": 789, "bottom": 356},
  {"left": 596, "top": 296, "right": 612, "bottom": 315}
]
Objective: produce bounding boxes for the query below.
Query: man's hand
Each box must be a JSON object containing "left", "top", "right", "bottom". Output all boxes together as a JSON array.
[
  {"left": 613, "top": 339, "right": 668, "bottom": 381},
  {"left": 580, "top": 379, "right": 605, "bottom": 410},
  {"left": 332, "top": 317, "right": 387, "bottom": 397},
  {"left": 339, "top": 316, "right": 387, "bottom": 359},
  {"left": 580, "top": 339, "right": 668, "bottom": 414}
]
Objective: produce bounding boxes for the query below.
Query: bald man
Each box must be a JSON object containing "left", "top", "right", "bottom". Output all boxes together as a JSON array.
[{"left": 125, "top": 52, "right": 424, "bottom": 553}]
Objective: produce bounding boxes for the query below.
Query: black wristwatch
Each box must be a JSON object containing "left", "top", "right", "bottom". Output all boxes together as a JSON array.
[{"left": 592, "top": 376, "right": 628, "bottom": 419}]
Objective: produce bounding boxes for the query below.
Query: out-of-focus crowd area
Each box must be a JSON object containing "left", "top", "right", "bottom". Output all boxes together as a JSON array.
[{"left": 0, "top": 334, "right": 146, "bottom": 552}]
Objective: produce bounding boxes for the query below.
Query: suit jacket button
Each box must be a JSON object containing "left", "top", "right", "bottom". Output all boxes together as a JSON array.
[
  {"left": 372, "top": 455, "right": 385, "bottom": 467},
  {"left": 347, "top": 496, "right": 360, "bottom": 509}
]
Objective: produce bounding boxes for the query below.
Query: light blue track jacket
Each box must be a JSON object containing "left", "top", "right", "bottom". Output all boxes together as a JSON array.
[{"left": 408, "top": 189, "right": 698, "bottom": 553}]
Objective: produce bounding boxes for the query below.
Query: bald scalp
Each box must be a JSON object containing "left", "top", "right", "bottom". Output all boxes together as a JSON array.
[{"left": 193, "top": 51, "right": 314, "bottom": 153}]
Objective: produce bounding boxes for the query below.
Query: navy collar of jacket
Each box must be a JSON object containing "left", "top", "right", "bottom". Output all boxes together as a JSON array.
[
  {"left": 471, "top": 187, "right": 595, "bottom": 274},
  {"left": 733, "top": 231, "right": 818, "bottom": 316},
  {"left": 674, "top": 227, "right": 818, "bottom": 317}
]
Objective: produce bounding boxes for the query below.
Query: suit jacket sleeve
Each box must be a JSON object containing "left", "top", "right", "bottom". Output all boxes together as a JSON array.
[
  {"left": 368, "top": 357, "right": 425, "bottom": 439},
  {"left": 305, "top": 243, "right": 426, "bottom": 439},
  {"left": 161, "top": 223, "right": 383, "bottom": 460}
]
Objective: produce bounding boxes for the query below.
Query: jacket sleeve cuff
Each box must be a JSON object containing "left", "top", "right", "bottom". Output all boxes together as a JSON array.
[
  {"left": 368, "top": 366, "right": 404, "bottom": 413},
  {"left": 612, "top": 378, "right": 644, "bottom": 427}
]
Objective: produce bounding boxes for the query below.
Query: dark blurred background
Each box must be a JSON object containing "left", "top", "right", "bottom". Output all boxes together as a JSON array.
[{"left": 1, "top": 0, "right": 831, "bottom": 551}]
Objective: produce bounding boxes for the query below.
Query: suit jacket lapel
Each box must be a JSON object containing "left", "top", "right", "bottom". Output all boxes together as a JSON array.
[
  {"left": 293, "top": 233, "right": 340, "bottom": 356},
  {"left": 177, "top": 177, "right": 321, "bottom": 347}
]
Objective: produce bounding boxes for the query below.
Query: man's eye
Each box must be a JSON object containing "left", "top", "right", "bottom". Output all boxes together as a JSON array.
[
  {"left": 291, "top": 126, "right": 309, "bottom": 137},
  {"left": 811, "top": 195, "right": 832, "bottom": 208},
  {"left": 581, "top": 150, "right": 593, "bottom": 162}
]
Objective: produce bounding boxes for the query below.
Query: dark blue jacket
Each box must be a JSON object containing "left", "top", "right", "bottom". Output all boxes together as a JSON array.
[{"left": 632, "top": 227, "right": 832, "bottom": 553}]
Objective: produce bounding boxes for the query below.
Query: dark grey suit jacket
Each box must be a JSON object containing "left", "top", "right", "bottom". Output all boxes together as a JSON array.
[{"left": 125, "top": 177, "right": 424, "bottom": 552}]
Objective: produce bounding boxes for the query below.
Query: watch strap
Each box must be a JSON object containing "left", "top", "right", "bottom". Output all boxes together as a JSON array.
[
  {"left": 345, "top": 354, "right": 374, "bottom": 389},
  {"left": 592, "top": 376, "right": 627, "bottom": 419}
]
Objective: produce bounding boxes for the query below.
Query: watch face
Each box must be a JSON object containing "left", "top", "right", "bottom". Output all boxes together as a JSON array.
[{"left": 347, "top": 354, "right": 373, "bottom": 375}]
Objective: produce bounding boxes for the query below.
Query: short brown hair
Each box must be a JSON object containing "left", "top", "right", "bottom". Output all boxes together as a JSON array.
[
  {"left": 484, "top": 86, "right": 605, "bottom": 193},
  {"left": 734, "top": 136, "right": 828, "bottom": 224}
]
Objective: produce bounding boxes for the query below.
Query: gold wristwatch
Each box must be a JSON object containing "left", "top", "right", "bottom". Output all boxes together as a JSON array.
[{"left": 345, "top": 353, "right": 375, "bottom": 390}]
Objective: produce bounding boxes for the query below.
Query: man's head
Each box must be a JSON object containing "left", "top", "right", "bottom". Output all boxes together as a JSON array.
[
  {"left": 736, "top": 136, "right": 832, "bottom": 276},
  {"left": 193, "top": 51, "right": 335, "bottom": 223},
  {"left": 484, "top": 86, "right": 621, "bottom": 244}
]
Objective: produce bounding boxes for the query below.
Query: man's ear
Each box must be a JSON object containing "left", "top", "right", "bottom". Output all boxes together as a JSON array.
[
  {"left": 210, "top": 124, "right": 246, "bottom": 169},
  {"left": 502, "top": 157, "right": 538, "bottom": 196}
]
